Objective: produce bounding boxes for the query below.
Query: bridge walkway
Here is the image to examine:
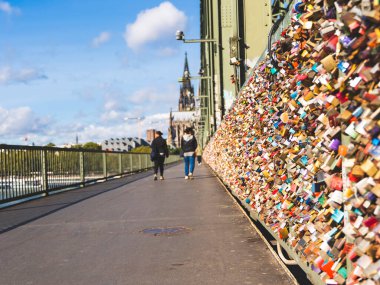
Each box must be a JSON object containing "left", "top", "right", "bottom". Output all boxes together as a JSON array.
[{"left": 0, "top": 163, "right": 293, "bottom": 285}]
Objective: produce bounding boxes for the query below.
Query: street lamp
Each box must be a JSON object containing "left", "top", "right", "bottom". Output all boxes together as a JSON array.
[
  {"left": 124, "top": 117, "right": 145, "bottom": 139},
  {"left": 176, "top": 30, "right": 217, "bottom": 44},
  {"left": 177, "top": 75, "right": 211, "bottom": 83},
  {"left": 124, "top": 117, "right": 145, "bottom": 121},
  {"left": 177, "top": 68, "right": 211, "bottom": 152},
  {"left": 176, "top": 31, "right": 218, "bottom": 148}
]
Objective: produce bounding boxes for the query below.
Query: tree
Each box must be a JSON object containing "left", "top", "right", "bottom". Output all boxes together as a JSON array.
[
  {"left": 82, "top": 142, "right": 101, "bottom": 150},
  {"left": 70, "top": 144, "right": 82, "bottom": 149},
  {"left": 46, "top": 143, "right": 56, "bottom": 147},
  {"left": 131, "top": 146, "right": 151, "bottom": 153},
  {"left": 169, "top": 146, "right": 181, "bottom": 155}
]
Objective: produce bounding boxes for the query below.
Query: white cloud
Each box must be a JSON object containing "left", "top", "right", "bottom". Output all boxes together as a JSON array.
[
  {"left": 97, "top": 83, "right": 176, "bottom": 124},
  {"left": 157, "top": 47, "right": 178, "bottom": 57},
  {"left": 0, "top": 1, "right": 20, "bottom": 15},
  {"left": 100, "top": 89, "right": 128, "bottom": 122},
  {"left": 129, "top": 85, "right": 177, "bottom": 105},
  {"left": 92, "top": 31, "right": 111, "bottom": 47},
  {"left": 39, "top": 112, "right": 170, "bottom": 145},
  {"left": 0, "top": 106, "right": 50, "bottom": 137},
  {"left": 101, "top": 110, "right": 123, "bottom": 122},
  {"left": 124, "top": 1, "right": 187, "bottom": 50},
  {"left": 0, "top": 109, "right": 171, "bottom": 145},
  {"left": 79, "top": 112, "right": 170, "bottom": 141},
  {"left": 104, "top": 99, "right": 119, "bottom": 111},
  {"left": 0, "top": 66, "right": 47, "bottom": 85},
  {"left": 129, "top": 87, "right": 158, "bottom": 104}
]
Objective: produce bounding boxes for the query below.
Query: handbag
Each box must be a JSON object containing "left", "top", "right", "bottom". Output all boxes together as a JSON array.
[
  {"left": 150, "top": 150, "right": 157, "bottom": 161},
  {"left": 179, "top": 150, "right": 184, "bottom": 158}
]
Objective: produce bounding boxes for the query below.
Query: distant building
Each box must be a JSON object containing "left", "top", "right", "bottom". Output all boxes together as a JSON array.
[
  {"left": 146, "top": 129, "right": 156, "bottom": 144},
  {"left": 167, "top": 53, "right": 196, "bottom": 148},
  {"left": 168, "top": 110, "right": 195, "bottom": 148},
  {"left": 102, "top": 137, "right": 149, "bottom": 152},
  {"left": 59, "top": 143, "right": 74, "bottom": 148}
]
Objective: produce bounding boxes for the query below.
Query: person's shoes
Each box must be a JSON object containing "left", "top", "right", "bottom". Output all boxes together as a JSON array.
[
  {"left": 154, "top": 175, "right": 158, "bottom": 181},
  {"left": 198, "top": 162, "right": 202, "bottom": 166},
  {"left": 185, "top": 176, "right": 189, "bottom": 180},
  {"left": 160, "top": 176, "right": 164, "bottom": 180},
  {"left": 189, "top": 173, "right": 193, "bottom": 179}
]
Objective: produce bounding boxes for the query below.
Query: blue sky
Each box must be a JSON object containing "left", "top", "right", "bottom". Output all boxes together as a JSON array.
[{"left": 0, "top": 0, "right": 200, "bottom": 145}]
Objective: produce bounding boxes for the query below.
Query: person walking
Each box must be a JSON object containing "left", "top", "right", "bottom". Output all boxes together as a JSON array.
[
  {"left": 181, "top": 127, "right": 197, "bottom": 180},
  {"left": 150, "top": 131, "right": 169, "bottom": 181}
]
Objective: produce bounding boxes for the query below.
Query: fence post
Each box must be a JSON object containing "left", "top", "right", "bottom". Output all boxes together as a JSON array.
[
  {"left": 41, "top": 149, "right": 49, "bottom": 195},
  {"left": 130, "top": 154, "right": 133, "bottom": 172},
  {"left": 118, "top": 153, "right": 122, "bottom": 175},
  {"left": 138, "top": 155, "right": 142, "bottom": 171},
  {"left": 103, "top": 153, "right": 107, "bottom": 180},
  {"left": 80, "top": 151, "right": 85, "bottom": 187}
]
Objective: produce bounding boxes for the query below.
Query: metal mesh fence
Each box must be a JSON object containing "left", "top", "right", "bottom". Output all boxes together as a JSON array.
[{"left": 0, "top": 145, "right": 180, "bottom": 204}]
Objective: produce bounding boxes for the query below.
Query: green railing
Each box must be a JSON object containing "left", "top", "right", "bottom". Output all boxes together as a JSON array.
[{"left": 0, "top": 144, "right": 180, "bottom": 204}]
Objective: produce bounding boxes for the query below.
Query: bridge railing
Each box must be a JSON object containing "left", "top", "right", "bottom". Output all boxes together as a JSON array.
[{"left": 0, "top": 144, "right": 180, "bottom": 204}]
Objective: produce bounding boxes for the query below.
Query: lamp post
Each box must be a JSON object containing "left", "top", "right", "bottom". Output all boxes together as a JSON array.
[
  {"left": 176, "top": 31, "right": 218, "bottom": 149},
  {"left": 177, "top": 68, "right": 211, "bottom": 151},
  {"left": 176, "top": 30, "right": 217, "bottom": 44},
  {"left": 124, "top": 117, "right": 145, "bottom": 139}
]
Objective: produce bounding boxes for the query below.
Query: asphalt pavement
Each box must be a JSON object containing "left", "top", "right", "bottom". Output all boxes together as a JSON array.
[{"left": 0, "top": 162, "right": 294, "bottom": 285}]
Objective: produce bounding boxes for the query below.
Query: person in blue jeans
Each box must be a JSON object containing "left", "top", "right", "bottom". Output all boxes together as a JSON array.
[{"left": 181, "top": 127, "right": 198, "bottom": 180}]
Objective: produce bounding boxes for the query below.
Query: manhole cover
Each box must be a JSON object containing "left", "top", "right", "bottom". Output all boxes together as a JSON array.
[{"left": 142, "top": 227, "right": 190, "bottom": 236}]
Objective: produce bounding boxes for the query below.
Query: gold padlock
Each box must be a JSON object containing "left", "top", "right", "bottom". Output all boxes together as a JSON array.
[{"left": 361, "top": 159, "right": 378, "bottom": 177}]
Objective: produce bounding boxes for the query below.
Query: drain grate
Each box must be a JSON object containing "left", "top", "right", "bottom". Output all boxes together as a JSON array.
[{"left": 142, "top": 227, "right": 190, "bottom": 236}]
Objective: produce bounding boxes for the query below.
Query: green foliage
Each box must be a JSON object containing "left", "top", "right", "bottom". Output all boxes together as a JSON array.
[
  {"left": 70, "top": 144, "right": 82, "bottom": 149},
  {"left": 130, "top": 146, "right": 151, "bottom": 153},
  {"left": 82, "top": 142, "right": 101, "bottom": 150},
  {"left": 45, "top": 143, "right": 56, "bottom": 147},
  {"left": 169, "top": 147, "right": 181, "bottom": 155}
]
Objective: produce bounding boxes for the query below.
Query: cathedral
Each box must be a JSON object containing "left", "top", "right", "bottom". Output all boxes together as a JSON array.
[
  {"left": 178, "top": 52, "right": 195, "bottom": 111},
  {"left": 167, "top": 53, "right": 196, "bottom": 148}
]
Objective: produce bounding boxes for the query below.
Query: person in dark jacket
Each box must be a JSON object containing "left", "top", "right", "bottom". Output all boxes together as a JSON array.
[
  {"left": 181, "top": 127, "right": 198, "bottom": 179},
  {"left": 150, "top": 131, "right": 169, "bottom": 180}
]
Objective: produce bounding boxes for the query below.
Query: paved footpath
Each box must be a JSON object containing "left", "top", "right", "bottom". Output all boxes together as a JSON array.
[{"left": 0, "top": 163, "right": 293, "bottom": 285}]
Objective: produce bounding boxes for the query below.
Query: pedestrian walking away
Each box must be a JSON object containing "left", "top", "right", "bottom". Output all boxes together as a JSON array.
[
  {"left": 181, "top": 127, "right": 197, "bottom": 180},
  {"left": 150, "top": 131, "right": 169, "bottom": 181}
]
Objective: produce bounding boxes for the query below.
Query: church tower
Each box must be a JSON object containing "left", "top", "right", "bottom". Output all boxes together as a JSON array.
[
  {"left": 167, "top": 53, "right": 196, "bottom": 148},
  {"left": 178, "top": 53, "right": 195, "bottom": 111}
]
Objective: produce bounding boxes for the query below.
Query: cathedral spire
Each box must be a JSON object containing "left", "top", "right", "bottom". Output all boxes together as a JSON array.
[
  {"left": 183, "top": 52, "right": 190, "bottom": 76},
  {"left": 178, "top": 53, "right": 194, "bottom": 112}
]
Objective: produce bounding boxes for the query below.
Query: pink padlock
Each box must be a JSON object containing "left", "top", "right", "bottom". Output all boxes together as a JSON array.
[{"left": 330, "top": 175, "right": 343, "bottom": 191}]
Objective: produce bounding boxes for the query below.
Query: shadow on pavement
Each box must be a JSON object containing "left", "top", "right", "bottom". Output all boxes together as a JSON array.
[{"left": 0, "top": 170, "right": 155, "bottom": 234}]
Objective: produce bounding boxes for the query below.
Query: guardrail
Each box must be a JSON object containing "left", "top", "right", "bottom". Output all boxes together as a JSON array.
[{"left": 0, "top": 144, "right": 180, "bottom": 204}]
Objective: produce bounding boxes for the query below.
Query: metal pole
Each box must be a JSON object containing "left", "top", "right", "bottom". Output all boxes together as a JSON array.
[
  {"left": 178, "top": 76, "right": 212, "bottom": 82},
  {"left": 183, "top": 39, "right": 216, "bottom": 43},
  {"left": 80, "top": 151, "right": 85, "bottom": 187},
  {"left": 41, "top": 149, "right": 48, "bottom": 195},
  {"left": 103, "top": 153, "right": 107, "bottom": 180},
  {"left": 118, "top": 153, "right": 122, "bottom": 175}
]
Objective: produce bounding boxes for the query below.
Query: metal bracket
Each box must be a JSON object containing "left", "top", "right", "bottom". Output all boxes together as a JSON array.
[{"left": 276, "top": 241, "right": 297, "bottom": 265}]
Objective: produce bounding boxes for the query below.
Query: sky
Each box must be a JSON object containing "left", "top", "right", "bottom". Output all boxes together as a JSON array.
[{"left": 0, "top": 0, "right": 200, "bottom": 146}]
